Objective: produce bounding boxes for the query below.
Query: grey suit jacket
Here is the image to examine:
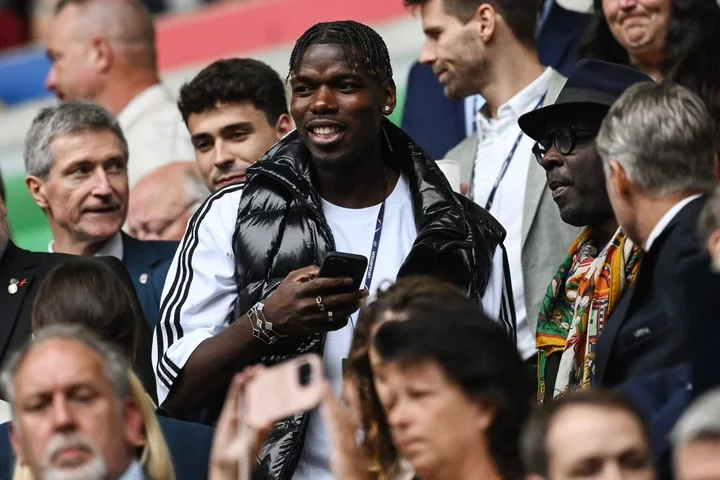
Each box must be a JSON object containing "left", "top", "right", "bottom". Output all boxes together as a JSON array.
[{"left": 445, "top": 69, "right": 580, "bottom": 335}]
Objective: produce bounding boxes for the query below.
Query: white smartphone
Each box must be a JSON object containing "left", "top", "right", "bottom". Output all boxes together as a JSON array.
[
  {"left": 245, "top": 354, "right": 326, "bottom": 428},
  {"left": 239, "top": 354, "right": 326, "bottom": 480}
]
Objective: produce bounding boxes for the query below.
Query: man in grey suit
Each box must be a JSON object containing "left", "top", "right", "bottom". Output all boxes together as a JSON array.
[{"left": 406, "top": 0, "right": 579, "bottom": 366}]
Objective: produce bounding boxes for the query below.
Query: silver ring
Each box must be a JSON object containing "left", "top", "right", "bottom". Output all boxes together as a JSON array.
[
  {"left": 328, "top": 311, "right": 334, "bottom": 322},
  {"left": 316, "top": 295, "right": 325, "bottom": 312}
]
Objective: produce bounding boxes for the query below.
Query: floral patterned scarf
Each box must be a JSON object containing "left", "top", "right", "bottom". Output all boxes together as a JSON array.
[{"left": 536, "top": 227, "right": 643, "bottom": 403}]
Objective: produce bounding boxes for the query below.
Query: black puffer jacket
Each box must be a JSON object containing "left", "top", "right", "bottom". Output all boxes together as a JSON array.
[{"left": 232, "top": 119, "right": 507, "bottom": 480}]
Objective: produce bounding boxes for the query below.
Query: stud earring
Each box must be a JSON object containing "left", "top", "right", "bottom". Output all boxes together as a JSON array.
[{"left": 384, "top": 106, "right": 390, "bottom": 112}]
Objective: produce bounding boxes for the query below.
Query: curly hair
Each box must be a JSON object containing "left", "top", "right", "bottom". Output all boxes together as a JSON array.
[
  {"left": 344, "top": 276, "right": 470, "bottom": 480},
  {"left": 177, "top": 58, "right": 289, "bottom": 126}
]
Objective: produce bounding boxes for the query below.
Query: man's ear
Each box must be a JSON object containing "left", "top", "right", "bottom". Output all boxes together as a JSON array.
[
  {"left": 381, "top": 79, "right": 397, "bottom": 116},
  {"left": 89, "top": 37, "right": 113, "bottom": 74},
  {"left": 608, "top": 160, "right": 631, "bottom": 200},
  {"left": 274, "top": 114, "right": 294, "bottom": 138},
  {"left": 9, "top": 423, "right": 26, "bottom": 466},
  {"left": 122, "top": 397, "right": 145, "bottom": 449},
  {"left": 25, "top": 176, "right": 49, "bottom": 210},
  {"left": 475, "top": 4, "right": 497, "bottom": 43},
  {"left": 709, "top": 229, "right": 720, "bottom": 271}
]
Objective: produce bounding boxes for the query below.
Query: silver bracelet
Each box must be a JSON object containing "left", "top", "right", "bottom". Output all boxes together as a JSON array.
[{"left": 247, "top": 302, "right": 284, "bottom": 345}]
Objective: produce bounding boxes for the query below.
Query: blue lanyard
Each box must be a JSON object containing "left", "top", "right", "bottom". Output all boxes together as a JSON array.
[
  {"left": 471, "top": 92, "right": 547, "bottom": 211},
  {"left": 363, "top": 167, "right": 388, "bottom": 291}
]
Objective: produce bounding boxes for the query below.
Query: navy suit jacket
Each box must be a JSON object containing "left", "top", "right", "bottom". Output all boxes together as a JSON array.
[
  {"left": 120, "top": 233, "right": 177, "bottom": 330},
  {"left": 0, "top": 417, "right": 213, "bottom": 480},
  {"left": 400, "top": 1, "right": 590, "bottom": 160},
  {"left": 619, "top": 363, "right": 691, "bottom": 480},
  {"left": 536, "top": 1, "right": 591, "bottom": 77},
  {"left": 596, "top": 196, "right": 720, "bottom": 386},
  {"left": 401, "top": 62, "right": 466, "bottom": 160}
]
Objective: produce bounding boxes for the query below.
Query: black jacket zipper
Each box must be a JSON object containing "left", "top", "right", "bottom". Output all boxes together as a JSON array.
[{"left": 254, "top": 169, "right": 332, "bottom": 480}]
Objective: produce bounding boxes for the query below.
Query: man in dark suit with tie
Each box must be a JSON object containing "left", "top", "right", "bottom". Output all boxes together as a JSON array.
[
  {"left": 594, "top": 82, "right": 720, "bottom": 387},
  {"left": 592, "top": 81, "right": 720, "bottom": 480},
  {"left": 23, "top": 102, "right": 177, "bottom": 329}
]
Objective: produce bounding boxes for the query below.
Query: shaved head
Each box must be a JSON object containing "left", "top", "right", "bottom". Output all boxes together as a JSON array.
[
  {"left": 55, "top": 0, "right": 157, "bottom": 71},
  {"left": 46, "top": 0, "right": 160, "bottom": 111}
]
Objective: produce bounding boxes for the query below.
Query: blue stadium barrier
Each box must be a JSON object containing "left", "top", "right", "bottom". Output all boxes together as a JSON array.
[{"left": 0, "top": 46, "right": 52, "bottom": 106}]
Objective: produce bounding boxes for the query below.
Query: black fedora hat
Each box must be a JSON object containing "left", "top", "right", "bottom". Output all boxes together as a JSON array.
[{"left": 519, "top": 59, "right": 654, "bottom": 141}]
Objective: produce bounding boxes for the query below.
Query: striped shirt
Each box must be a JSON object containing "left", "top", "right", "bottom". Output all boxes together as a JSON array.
[{"left": 152, "top": 180, "right": 516, "bottom": 406}]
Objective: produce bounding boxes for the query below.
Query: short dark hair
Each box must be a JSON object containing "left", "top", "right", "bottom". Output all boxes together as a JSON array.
[
  {"left": 178, "top": 58, "right": 289, "bottom": 126},
  {"left": 31, "top": 257, "right": 142, "bottom": 359},
  {"left": 288, "top": 21, "right": 393, "bottom": 86},
  {"left": 373, "top": 296, "right": 533, "bottom": 480},
  {"left": 404, "top": 0, "right": 539, "bottom": 47},
  {"left": 521, "top": 390, "right": 652, "bottom": 476}
]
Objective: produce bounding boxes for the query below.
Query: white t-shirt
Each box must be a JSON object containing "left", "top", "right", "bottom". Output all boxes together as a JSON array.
[
  {"left": 153, "top": 174, "right": 511, "bottom": 479},
  {"left": 293, "top": 175, "right": 417, "bottom": 480}
]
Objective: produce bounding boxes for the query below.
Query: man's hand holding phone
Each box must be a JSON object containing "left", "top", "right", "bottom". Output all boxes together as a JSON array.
[{"left": 262, "top": 264, "right": 368, "bottom": 336}]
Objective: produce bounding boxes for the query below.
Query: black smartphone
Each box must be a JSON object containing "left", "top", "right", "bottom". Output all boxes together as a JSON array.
[{"left": 318, "top": 252, "right": 369, "bottom": 291}]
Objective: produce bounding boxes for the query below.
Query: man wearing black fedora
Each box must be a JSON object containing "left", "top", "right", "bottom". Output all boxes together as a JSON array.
[{"left": 517, "top": 59, "right": 653, "bottom": 404}]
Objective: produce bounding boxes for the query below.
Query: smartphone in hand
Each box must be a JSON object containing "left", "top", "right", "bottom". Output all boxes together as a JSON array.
[
  {"left": 318, "top": 252, "right": 369, "bottom": 292},
  {"left": 245, "top": 354, "right": 326, "bottom": 428}
]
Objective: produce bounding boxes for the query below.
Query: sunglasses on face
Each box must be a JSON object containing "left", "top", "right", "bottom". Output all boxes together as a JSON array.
[{"left": 532, "top": 126, "right": 599, "bottom": 164}]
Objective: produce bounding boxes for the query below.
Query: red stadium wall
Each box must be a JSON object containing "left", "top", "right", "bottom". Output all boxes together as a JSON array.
[{"left": 155, "top": 0, "right": 409, "bottom": 72}]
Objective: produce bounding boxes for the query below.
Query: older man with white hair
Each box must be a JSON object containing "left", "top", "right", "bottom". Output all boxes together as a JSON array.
[
  {"left": 0, "top": 325, "right": 146, "bottom": 480},
  {"left": 24, "top": 102, "right": 177, "bottom": 329},
  {"left": 593, "top": 82, "right": 720, "bottom": 388},
  {"left": 672, "top": 388, "right": 720, "bottom": 480}
]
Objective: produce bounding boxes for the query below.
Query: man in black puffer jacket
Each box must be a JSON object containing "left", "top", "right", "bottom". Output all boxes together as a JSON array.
[{"left": 153, "top": 21, "right": 515, "bottom": 480}]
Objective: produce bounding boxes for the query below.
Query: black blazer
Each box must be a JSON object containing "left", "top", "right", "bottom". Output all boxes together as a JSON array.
[
  {"left": 120, "top": 232, "right": 178, "bottom": 330},
  {"left": 595, "top": 196, "right": 720, "bottom": 386},
  {"left": 0, "top": 242, "right": 156, "bottom": 399}
]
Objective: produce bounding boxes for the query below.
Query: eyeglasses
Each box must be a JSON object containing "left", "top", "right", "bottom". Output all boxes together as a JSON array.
[{"left": 532, "top": 126, "right": 599, "bottom": 164}]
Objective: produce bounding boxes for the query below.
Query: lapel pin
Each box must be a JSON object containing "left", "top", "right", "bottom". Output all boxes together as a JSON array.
[
  {"left": 8, "top": 278, "right": 25, "bottom": 295},
  {"left": 139, "top": 273, "right": 148, "bottom": 285}
]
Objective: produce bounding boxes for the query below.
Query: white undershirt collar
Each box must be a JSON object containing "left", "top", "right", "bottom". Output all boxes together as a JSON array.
[
  {"left": 48, "top": 232, "right": 124, "bottom": 260},
  {"left": 644, "top": 194, "right": 703, "bottom": 251}
]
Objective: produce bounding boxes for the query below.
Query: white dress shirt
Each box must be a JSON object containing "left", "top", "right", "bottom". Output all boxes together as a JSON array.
[
  {"left": 48, "top": 232, "right": 124, "bottom": 260},
  {"left": 645, "top": 194, "right": 704, "bottom": 251},
  {"left": 463, "top": 95, "right": 485, "bottom": 137},
  {"left": 472, "top": 67, "right": 553, "bottom": 360},
  {"left": 118, "top": 84, "right": 195, "bottom": 188}
]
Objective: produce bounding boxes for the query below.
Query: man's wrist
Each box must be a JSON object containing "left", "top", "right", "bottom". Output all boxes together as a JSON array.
[{"left": 247, "top": 302, "right": 285, "bottom": 344}]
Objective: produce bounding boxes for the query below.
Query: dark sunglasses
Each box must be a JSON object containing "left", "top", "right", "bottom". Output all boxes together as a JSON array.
[{"left": 532, "top": 126, "right": 599, "bottom": 164}]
